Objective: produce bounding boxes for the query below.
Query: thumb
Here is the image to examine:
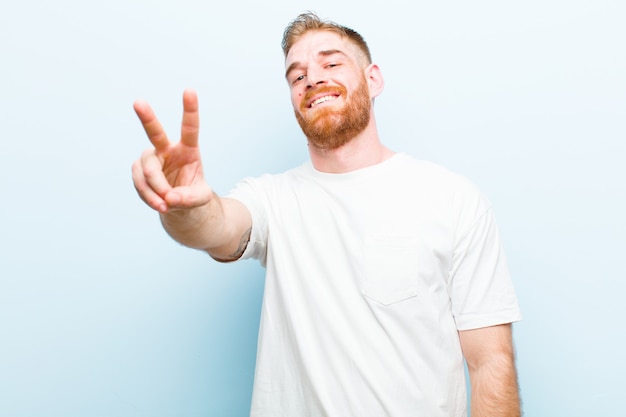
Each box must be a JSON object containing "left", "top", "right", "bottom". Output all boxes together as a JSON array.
[{"left": 164, "top": 182, "right": 214, "bottom": 209}]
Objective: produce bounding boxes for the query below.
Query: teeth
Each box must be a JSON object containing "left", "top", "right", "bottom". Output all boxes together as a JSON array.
[{"left": 311, "top": 95, "right": 337, "bottom": 107}]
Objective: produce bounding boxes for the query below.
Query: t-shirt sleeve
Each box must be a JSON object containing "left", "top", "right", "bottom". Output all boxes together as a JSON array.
[
  {"left": 448, "top": 183, "right": 522, "bottom": 330},
  {"left": 226, "top": 177, "right": 269, "bottom": 265}
]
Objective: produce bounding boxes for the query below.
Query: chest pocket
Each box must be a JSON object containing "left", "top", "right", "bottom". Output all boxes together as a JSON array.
[{"left": 361, "top": 236, "right": 420, "bottom": 306}]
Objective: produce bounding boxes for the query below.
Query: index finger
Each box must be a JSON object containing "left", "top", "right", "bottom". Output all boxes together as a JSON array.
[
  {"left": 180, "top": 89, "right": 200, "bottom": 147},
  {"left": 133, "top": 99, "right": 170, "bottom": 152}
]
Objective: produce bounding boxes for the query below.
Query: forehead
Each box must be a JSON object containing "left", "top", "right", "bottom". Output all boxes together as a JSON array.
[{"left": 285, "top": 30, "right": 359, "bottom": 67}]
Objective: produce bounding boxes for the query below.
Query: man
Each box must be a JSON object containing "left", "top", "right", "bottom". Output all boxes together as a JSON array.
[{"left": 132, "top": 12, "right": 522, "bottom": 417}]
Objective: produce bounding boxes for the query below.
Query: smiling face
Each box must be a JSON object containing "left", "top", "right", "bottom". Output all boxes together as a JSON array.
[{"left": 285, "top": 31, "right": 373, "bottom": 150}]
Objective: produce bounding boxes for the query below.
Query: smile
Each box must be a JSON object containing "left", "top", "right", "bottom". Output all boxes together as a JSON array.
[{"left": 309, "top": 94, "right": 339, "bottom": 108}]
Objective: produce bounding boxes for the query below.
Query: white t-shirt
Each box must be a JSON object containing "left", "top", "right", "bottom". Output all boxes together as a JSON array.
[{"left": 228, "top": 153, "right": 521, "bottom": 417}]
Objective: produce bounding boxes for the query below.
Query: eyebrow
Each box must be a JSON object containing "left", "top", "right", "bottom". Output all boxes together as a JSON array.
[{"left": 285, "top": 49, "right": 348, "bottom": 79}]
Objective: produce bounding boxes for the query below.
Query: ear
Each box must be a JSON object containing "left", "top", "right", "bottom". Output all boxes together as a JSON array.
[{"left": 365, "top": 64, "right": 384, "bottom": 99}]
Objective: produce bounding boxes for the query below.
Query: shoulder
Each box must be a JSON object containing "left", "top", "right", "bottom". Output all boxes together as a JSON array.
[
  {"left": 226, "top": 161, "right": 313, "bottom": 197},
  {"left": 392, "top": 153, "right": 482, "bottom": 194},
  {"left": 393, "top": 153, "right": 492, "bottom": 222}
]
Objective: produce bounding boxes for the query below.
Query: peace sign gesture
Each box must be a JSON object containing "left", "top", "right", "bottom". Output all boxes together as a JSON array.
[{"left": 132, "top": 89, "right": 213, "bottom": 213}]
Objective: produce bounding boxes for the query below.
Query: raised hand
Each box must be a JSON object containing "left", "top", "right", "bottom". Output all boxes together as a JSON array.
[{"left": 132, "top": 89, "right": 213, "bottom": 213}]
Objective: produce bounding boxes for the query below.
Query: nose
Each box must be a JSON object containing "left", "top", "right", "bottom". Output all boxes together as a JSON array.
[{"left": 306, "top": 67, "right": 327, "bottom": 88}]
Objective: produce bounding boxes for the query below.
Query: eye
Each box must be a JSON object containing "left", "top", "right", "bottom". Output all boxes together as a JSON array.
[
  {"left": 292, "top": 74, "right": 306, "bottom": 85},
  {"left": 326, "top": 63, "right": 340, "bottom": 69}
]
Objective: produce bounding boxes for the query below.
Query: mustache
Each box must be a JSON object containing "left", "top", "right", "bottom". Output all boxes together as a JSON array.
[{"left": 301, "top": 85, "right": 347, "bottom": 110}]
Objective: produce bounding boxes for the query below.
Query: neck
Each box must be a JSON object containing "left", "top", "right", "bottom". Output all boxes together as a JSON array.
[{"left": 307, "top": 118, "right": 395, "bottom": 173}]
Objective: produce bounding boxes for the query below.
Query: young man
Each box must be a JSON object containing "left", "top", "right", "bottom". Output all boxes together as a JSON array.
[{"left": 132, "top": 12, "right": 522, "bottom": 417}]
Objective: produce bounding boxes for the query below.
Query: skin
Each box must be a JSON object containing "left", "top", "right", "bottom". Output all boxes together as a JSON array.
[
  {"left": 459, "top": 324, "right": 522, "bottom": 417},
  {"left": 285, "top": 31, "right": 394, "bottom": 173},
  {"left": 132, "top": 29, "right": 521, "bottom": 415},
  {"left": 131, "top": 90, "right": 251, "bottom": 261}
]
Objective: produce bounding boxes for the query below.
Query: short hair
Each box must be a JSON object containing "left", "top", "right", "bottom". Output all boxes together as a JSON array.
[{"left": 281, "top": 12, "right": 372, "bottom": 66}]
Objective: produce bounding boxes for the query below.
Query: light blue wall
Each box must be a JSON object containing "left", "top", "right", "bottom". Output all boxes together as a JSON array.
[{"left": 1, "top": 1, "right": 624, "bottom": 416}]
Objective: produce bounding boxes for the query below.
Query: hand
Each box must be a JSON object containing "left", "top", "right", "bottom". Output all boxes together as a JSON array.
[{"left": 132, "top": 89, "right": 213, "bottom": 213}]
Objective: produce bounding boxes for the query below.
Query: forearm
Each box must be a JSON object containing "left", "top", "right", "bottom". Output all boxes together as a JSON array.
[
  {"left": 160, "top": 197, "right": 218, "bottom": 248},
  {"left": 468, "top": 353, "right": 521, "bottom": 417},
  {"left": 159, "top": 194, "right": 250, "bottom": 260}
]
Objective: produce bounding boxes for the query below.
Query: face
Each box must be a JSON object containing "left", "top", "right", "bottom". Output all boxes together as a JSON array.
[{"left": 285, "top": 31, "right": 373, "bottom": 150}]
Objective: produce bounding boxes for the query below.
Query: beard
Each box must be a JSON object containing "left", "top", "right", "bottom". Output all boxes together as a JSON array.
[{"left": 295, "top": 76, "right": 371, "bottom": 150}]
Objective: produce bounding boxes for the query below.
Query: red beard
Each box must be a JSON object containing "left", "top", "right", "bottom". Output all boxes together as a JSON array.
[{"left": 295, "top": 76, "right": 371, "bottom": 150}]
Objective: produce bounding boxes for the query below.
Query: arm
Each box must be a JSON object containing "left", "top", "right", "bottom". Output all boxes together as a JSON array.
[
  {"left": 157, "top": 194, "right": 251, "bottom": 262},
  {"left": 458, "top": 323, "right": 521, "bottom": 417},
  {"left": 131, "top": 89, "right": 252, "bottom": 261}
]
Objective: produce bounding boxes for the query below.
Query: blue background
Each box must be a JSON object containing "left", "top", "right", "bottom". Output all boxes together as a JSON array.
[{"left": 1, "top": 1, "right": 624, "bottom": 415}]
